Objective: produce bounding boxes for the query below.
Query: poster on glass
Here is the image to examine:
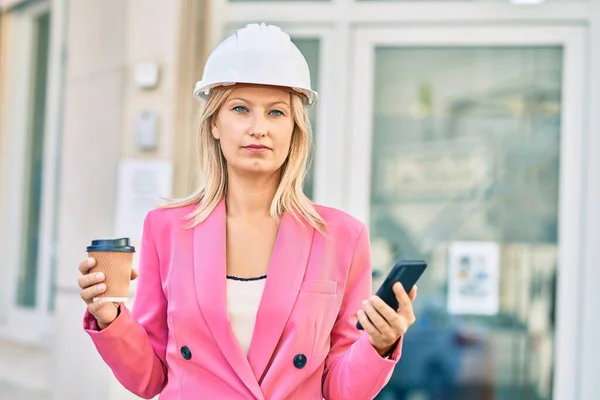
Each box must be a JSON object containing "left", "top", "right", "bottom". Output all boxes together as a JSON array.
[{"left": 447, "top": 241, "right": 500, "bottom": 316}]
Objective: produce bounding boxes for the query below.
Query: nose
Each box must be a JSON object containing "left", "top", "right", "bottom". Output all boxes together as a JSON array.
[{"left": 249, "top": 113, "right": 268, "bottom": 138}]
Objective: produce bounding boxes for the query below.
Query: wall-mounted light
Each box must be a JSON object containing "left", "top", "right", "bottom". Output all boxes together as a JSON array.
[
  {"left": 135, "top": 110, "right": 158, "bottom": 151},
  {"left": 134, "top": 63, "right": 160, "bottom": 89}
]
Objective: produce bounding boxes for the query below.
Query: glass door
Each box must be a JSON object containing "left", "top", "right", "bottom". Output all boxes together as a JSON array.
[{"left": 348, "top": 26, "right": 585, "bottom": 400}]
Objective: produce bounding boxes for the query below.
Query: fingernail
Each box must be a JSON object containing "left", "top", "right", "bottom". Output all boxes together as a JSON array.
[
  {"left": 98, "top": 284, "right": 106, "bottom": 291},
  {"left": 87, "top": 257, "right": 94, "bottom": 266},
  {"left": 96, "top": 273, "right": 104, "bottom": 280},
  {"left": 362, "top": 300, "right": 369, "bottom": 307}
]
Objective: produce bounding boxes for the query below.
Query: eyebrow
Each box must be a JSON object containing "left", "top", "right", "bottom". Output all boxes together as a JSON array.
[{"left": 227, "top": 97, "right": 290, "bottom": 108}]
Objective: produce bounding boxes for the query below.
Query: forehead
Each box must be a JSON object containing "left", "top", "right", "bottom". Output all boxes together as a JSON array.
[{"left": 227, "top": 85, "right": 291, "bottom": 104}]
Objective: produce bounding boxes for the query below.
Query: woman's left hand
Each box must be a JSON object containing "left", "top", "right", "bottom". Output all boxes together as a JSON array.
[{"left": 357, "top": 282, "right": 418, "bottom": 357}]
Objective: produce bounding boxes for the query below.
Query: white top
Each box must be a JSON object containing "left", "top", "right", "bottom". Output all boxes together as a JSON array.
[{"left": 226, "top": 275, "right": 267, "bottom": 355}]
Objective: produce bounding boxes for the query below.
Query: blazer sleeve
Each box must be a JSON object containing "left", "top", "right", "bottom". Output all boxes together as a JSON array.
[
  {"left": 83, "top": 211, "right": 168, "bottom": 399},
  {"left": 322, "top": 223, "right": 403, "bottom": 400}
]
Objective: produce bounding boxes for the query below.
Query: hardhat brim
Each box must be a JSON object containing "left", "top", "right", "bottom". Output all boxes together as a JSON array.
[{"left": 193, "top": 81, "right": 319, "bottom": 107}]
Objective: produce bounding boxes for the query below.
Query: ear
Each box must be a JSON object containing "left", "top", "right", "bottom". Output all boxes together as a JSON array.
[{"left": 210, "top": 116, "right": 220, "bottom": 140}]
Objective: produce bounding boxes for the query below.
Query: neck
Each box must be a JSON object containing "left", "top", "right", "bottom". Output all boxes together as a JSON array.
[{"left": 225, "top": 169, "right": 280, "bottom": 219}]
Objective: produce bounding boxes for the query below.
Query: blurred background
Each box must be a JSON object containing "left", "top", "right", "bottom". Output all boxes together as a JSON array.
[{"left": 1, "top": 0, "right": 600, "bottom": 399}]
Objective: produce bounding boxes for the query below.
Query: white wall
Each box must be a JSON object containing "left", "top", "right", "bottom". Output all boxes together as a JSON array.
[
  {"left": 51, "top": 0, "right": 183, "bottom": 398},
  {"left": 579, "top": 0, "right": 600, "bottom": 398},
  {"left": 119, "top": 0, "right": 182, "bottom": 161},
  {"left": 52, "top": 0, "right": 128, "bottom": 398},
  {"left": 0, "top": 10, "right": 14, "bottom": 326}
]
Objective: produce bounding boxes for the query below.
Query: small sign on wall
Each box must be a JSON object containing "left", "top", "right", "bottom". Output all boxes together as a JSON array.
[
  {"left": 447, "top": 241, "right": 500, "bottom": 315},
  {"left": 113, "top": 159, "right": 173, "bottom": 242}
]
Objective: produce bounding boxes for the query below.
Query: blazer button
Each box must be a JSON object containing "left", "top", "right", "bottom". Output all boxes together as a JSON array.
[
  {"left": 180, "top": 346, "right": 192, "bottom": 360},
  {"left": 293, "top": 354, "right": 307, "bottom": 369}
]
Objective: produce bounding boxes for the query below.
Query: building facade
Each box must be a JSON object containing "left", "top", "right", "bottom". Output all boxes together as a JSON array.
[{"left": 1, "top": 0, "right": 599, "bottom": 399}]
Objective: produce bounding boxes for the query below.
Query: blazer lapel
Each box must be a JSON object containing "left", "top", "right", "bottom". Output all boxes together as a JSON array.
[
  {"left": 192, "top": 199, "right": 264, "bottom": 400},
  {"left": 247, "top": 212, "right": 315, "bottom": 382}
]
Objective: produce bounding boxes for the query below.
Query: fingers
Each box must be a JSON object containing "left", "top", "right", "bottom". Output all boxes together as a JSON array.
[
  {"left": 408, "top": 285, "right": 418, "bottom": 301},
  {"left": 87, "top": 300, "right": 106, "bottom": 315},
  {"left": 87, "top": 300, "right": 118, "bottom": 315},
  {"left": 80, "top": 283, "right": 106, "bottom": 304},
  {"left": 393, "top": 282, "right": 416, "bottom": 322},
  {"left": 79, "top": 258, "right": 103, "bottom": 304},
  {"left": 131, "top": 268, "right": 139, "bottom": 281},
  {"left": 363, "top": 285, "right": 418, "bottom": 354},
  {"left": 369, "top": 296, "right": 401, "bottom": 327},
  {"left": 357, "top": 309, "right": 379, "bottom": 337},
  {"left": 78, "top": 271, "right": 104, "bottom": 290},
  {"left": 393, "top": 282, "right": 413, "bottom": 311},
  {"left": 79, "top": 257, "right": 96, "bottom": 275},
  {"left": 362, "top": 299, "right": 391, "bottom": 334}
]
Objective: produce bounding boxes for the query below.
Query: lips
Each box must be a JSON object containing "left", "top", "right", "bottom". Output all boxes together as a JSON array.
[{"left": 243, "top": 144, "right": 271, "bottom": 150}]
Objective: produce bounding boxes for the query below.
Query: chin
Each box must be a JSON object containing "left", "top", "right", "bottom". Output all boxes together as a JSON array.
[{"left": 235, "top": 161, "right": 281, "bottom": 176}]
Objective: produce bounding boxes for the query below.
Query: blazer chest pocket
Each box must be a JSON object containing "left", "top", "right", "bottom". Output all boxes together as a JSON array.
[
  {"left": 296, "top": 280, "right": 339, "bottom": 367},
  {"left": 300, "top": 280, "right": 337, "bottom": 295}
]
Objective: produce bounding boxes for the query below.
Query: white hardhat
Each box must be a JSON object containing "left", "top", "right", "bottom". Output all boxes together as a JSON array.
[{"left": 193, "top": 23, "right": 318, "bottom": 106}]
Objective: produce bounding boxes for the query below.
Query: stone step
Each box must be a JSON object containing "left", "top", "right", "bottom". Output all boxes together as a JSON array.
[
  {"left": 0, "top": 338, "right": 52, "bottom": 399},
  {"left": 0, "top": 380, "right": 51, "bottom": 400}
]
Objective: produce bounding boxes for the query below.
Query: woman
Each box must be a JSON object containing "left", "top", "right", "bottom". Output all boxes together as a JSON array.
[{"left": 78, "top": 23, "right": 417, "bottom": 400}]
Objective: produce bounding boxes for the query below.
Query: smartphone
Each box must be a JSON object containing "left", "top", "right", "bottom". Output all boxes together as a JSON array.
[{"left": 356, "top": 260, "right": 427, "bottom": 330}]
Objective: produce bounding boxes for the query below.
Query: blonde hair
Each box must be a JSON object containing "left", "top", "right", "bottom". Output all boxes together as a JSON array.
[{"left": 163, "top": 87, "right": 327, "bottom": 233}]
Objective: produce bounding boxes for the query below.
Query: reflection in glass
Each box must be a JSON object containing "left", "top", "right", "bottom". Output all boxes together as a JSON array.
[
  {"left": 370, "top": 47, "right": 561, "bottom": 400},
  {"left": 17, "top": 12, "right": 52, "bottom": 308},
  {"left": 291, "top": 38, "right": 320, "bottom": 199},
  {"left": 231, "top": 0, "right": 328, "bottom": 2}
]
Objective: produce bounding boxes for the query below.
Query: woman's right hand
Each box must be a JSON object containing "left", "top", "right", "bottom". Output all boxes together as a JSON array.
[{"left": 78, "top": 257, "right": 139, "bottom": 330}]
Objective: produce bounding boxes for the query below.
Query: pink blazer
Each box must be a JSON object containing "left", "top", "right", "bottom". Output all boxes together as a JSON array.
[{"left": 84, "top": 199, "right": 402, "bottom": 399}]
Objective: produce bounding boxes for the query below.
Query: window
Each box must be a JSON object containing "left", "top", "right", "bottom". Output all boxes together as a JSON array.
[
  {"left": 16, "top": 11, "right": 51, "bottom": 308},
  {"left": 291, "top": 37, "right": 321, "bottom": 199},
  {"left": 0, "top": 2, "right": 59, "bottom": 341}
]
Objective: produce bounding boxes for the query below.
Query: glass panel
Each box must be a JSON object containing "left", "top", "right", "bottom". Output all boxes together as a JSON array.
[
  {"left": 291, "top": 37, "right": 320, "bottom": 199},
  {"left": 369, "top": 46, "right": 561, "bottom": 400},
  {"left": 231, "top": 0, "right": 328, "bottom": 2},
  {"left": 359, "top": 0, "right": 580, "bottom": 2},
  {"left": 16, "top": 12, "right": 51, "bottom": 308}
]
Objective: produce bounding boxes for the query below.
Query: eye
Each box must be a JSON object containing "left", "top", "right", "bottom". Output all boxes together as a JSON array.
[
  {"left": 232, "top": 105, "right": 248, "bottom": 113},
  {"left": 269, "top": 109, "right": 285, "bottom": 117}
]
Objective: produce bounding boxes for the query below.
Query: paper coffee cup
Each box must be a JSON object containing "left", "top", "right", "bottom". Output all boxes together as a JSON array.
[{"left": 86, "top": 238, "right": 135, "bottom": 303}]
